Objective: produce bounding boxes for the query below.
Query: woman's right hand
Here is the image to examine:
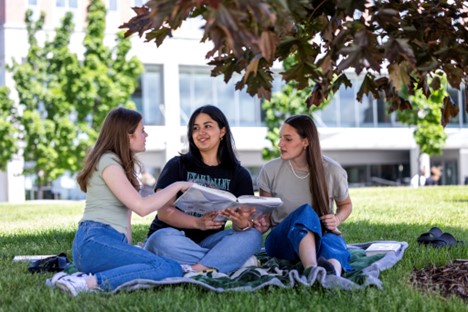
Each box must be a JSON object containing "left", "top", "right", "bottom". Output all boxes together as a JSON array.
[
  {"left": 178, "top": 181, "right": 193, "bottom": 192},
  {"left": 196, "top": 211, "right": 224, "bottom": 230},
  {"left": 252, "top": 213, "right": 271, "bottom": 234}
]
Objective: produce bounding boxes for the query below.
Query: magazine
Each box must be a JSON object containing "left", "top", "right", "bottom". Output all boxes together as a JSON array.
[{"left": 174, "top": 183, "right": 283, "bottom": 219}]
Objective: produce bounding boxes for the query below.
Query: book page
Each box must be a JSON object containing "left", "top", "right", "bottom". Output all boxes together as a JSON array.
[
  {"left": 237, "top": 195, "right": 283, "bottom": 218},
  {"left": 174, "top": 184, "right": 238, "bottom": 215},
  {"left": 190, "top": 184, "right": 237, "bottom": 202}
]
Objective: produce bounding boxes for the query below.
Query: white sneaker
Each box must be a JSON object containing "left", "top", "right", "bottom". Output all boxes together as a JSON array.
[
  {"left": 46, "top": 271, "right": 68, "bottom": 288},
  {"left": 240, "top": 255, "right": 258, "bottom": 268},
  {"left": 55, "top": 273, "right": 91, "bottom": 296},
  {"left": 180, "top": 264, "right": 195, "bottom": 274}
]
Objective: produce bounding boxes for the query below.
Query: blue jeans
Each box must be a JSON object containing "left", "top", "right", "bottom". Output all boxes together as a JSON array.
[
  {"left": 265, "top": 204, "right": 353, "bottom": 272},
  {"left": 72, "top": 221, "right": 183, "bottom": 291},
  {"left": 144, "top": 227, "right": 263, "bottom": 273}
]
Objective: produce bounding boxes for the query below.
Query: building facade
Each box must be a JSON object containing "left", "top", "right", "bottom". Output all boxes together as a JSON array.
[{"left": 1, "top": 0, "right": 467, "bottom": 202}]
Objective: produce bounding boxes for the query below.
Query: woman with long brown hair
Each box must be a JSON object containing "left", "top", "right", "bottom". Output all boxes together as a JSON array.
[
  {"left": 49, "top": 107, "right": 191, "bottom": 296},
  {"left": 256, "top": 114, "right": 353, "bottom": 276}
]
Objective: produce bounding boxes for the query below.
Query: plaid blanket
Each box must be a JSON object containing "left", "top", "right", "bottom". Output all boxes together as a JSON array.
[{"left": 112, "top": 241, "right": 408, "bottom": 293}]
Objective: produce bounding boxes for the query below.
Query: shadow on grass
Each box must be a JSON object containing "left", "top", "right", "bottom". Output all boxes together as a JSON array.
[{"left": 1, "top": 229, "right": 76, "bottom": 261}]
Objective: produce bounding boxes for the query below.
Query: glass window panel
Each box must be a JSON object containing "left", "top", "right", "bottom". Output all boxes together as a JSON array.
[
  {"left": 358, "top": 94, "right": 374, "bottom": 127},
  {"left": 179, "top": 73, "right": 191, "bottom": 125},
  {"left": 462, "top": 86, "right": 468, "bottom": 126},
  {"left": 29, "top": 0, "right": 38, "bottom": 5},
  {"left": 69, "top": 0, "right": 78, "bottom": 8},
  {"left": 447, "top": 87, "right": 460, "bottom": 127},
  {"left": 339, "top": 86, "right": 356, "bottom": 127},
  {"left": 344, "top": 165, "right": 368, "bottom": 186},
  {"left": 56, "top": 0, "right": 65, "bottom": 7},
  {"left": 239, "top": 91, "right": 258, "bottom": 126},
  {"left": 142, "top": 71, "right": 164, "bottom": 125},
  {"left": 132, "top": 77, "right": 143, "bottom": 115},
  {"left": 193, "top": 74, "right": 213, "bottom": 107},
  {"left": 132, "top": 67, "right": 164, "bottom": 126},
  {"left": 319, "top": 98, "right": 339, "bottom": 127},
  {"left": 376, "top": 96, "right": 393, "bottom": 126},
  {"left": 108, "top": 0, "right": 117, "bottom": 11},
  {"left": 216, "top": 77, "right": 236, "bottom": 125}
]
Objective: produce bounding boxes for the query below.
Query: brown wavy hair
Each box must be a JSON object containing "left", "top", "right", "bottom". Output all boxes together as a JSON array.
[
  {"left": 77, "top": 107, "right": 142, "bottom": 192},
  {"left": 284, "top": 115, "right": 329, "bottom": 217}
]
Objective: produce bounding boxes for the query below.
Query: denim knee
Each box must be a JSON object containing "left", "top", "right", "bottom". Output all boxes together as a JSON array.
[
  {"left": 148, "top": 256, "right": 183, "bottom": 276},
  {"left": 244, "top": 229, "right": 263, "bottom": 251},
  {"left": 144, "top": 228, "right": 181, "bottom": 254}
]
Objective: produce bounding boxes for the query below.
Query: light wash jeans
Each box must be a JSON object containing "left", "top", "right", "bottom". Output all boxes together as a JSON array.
[
  {"left": 72, "top": 221, "right": 183, "bottom": 291},
  {"left": 144, "top": 227, "right": 263, "bottom": 273}
]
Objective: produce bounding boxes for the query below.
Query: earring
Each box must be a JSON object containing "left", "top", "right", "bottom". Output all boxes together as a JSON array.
[{"left": 220, "top": 137, "right": 223, "bottom": 141}]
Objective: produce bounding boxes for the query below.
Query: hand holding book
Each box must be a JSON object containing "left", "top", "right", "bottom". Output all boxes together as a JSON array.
[
  {"left": 196, "top": 211, "right": 225, "bottom": 230},
  {"left": 220, "top": 206, "right": 257, "bottom": 230},
  {"left": 250, "top": 213, "right": 271, "bottom": 234}
]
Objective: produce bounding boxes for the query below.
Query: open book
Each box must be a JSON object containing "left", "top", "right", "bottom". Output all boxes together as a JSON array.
[{"left": 174, "top": 183, "right": 283, "bottom": 219}]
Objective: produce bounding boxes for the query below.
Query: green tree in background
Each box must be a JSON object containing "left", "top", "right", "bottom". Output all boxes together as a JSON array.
[
  {"left": 397, "top": 73, "right": 449, "bottom": 156},
  {"left": 0, "top": 87, "right": 18, "bottom": 170},
  {"left": 0, "top": 0, "right": 142, "bottom": 198},
  {"left": 79, "top": 0, "right": 143, "bottom": 130}
]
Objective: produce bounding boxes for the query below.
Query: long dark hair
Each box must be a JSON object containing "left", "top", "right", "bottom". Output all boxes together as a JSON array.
[
  {"left": 77, "top": 107, "right": 142, "bottom": 192},
  {"left": 182, "top": 105, "right": 239, "bottom": 169},
  {"left": 284, "top": 115, "right": 329, "bottom": 217}
]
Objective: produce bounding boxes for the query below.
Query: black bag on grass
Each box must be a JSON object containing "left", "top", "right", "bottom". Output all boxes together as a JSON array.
[{"left": 28, "top": 253, "right": 70, "bottom": 273}]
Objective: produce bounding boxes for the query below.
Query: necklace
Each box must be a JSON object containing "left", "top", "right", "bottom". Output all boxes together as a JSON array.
[{"left": 289, "top": 160, "right": 310, "bottom": 179}]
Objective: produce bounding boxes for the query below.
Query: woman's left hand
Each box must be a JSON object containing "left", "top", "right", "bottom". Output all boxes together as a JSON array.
[
  {"left": 320, "top": 213, "right": 340, "bottom": 232},
  {"left": 221, "top": 206, "right": 255, "bottom": 229}
]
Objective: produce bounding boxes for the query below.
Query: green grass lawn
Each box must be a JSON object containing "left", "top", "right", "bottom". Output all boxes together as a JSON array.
[{"left": 1, "top": 186, "right": 467, "bottom": 311}]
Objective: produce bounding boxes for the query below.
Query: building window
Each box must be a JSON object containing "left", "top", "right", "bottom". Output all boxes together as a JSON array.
[
  {"left": 108, "top": 0, "right": 117, "bottom": 11},
  {"left": 28, "top": 0, "right": 38, "bottom": 5},
  {"left": 462, "top": 86, "right": 468, "bottom": 126},
  {"left": 179, "top": 66, "right": 266, "bottom": 127},
  {"left": 314, "top": 75, "right": 400, "bottom": 128},
  {"left": 132, "top": 65, "right": 165, "bottom": 126},
  {"left": 446, "top": 85, "right": 468, "bottom": 128},
  {"left": 56, "top": 0, "right": 77, "bottom": 8}
]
